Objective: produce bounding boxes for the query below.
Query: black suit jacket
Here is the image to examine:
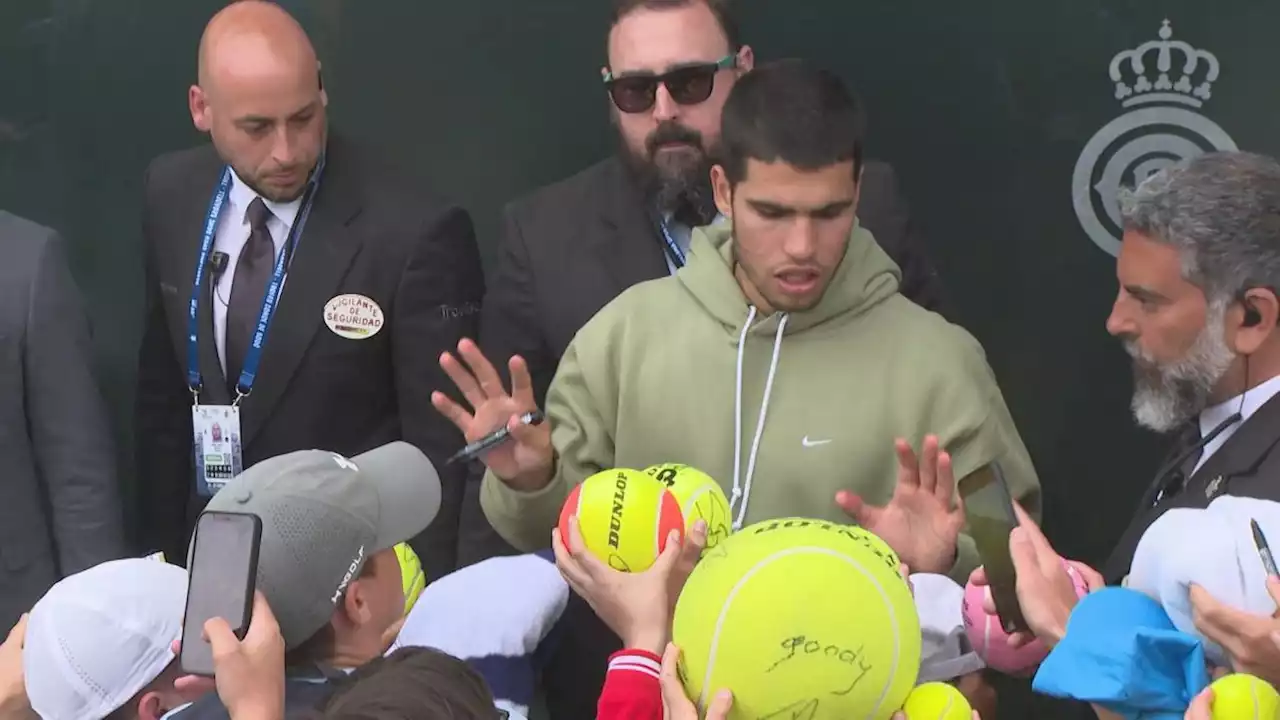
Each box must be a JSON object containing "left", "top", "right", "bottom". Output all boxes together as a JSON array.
[
  {"left": 460, "top": 156, "right": 947, "bottom": 720},
  {"left": 134, "top": 135, "right": 484, "bottom": 580},
  {"left": 0, "top": 212, "right": 125, "bottom": 628},
  {"left": 1105, "top": 392, "right": 1280, "bottom": 582}
]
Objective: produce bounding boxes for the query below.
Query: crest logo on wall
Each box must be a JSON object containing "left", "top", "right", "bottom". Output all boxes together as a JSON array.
[{"left": 1072, "top": 19, "right": 1237, "bottom": 257}]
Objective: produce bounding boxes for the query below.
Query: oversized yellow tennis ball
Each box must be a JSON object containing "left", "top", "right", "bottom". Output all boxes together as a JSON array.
[
  {"left": 394, "top": 542, "right": 426, "bottom": 615},
  {"left": 673, "top": 517, "right": 920, "bottom": 720},
  {"left": 643, "top": 463, "right": 733, "bottom": 552},
  {"left": 1209, "top": 673, "right": 1280, "bottom": 719},
  {"left": 901, "top": 682, "right": 972, "bottom": 720},
  {"left": 558, "top": 468, "right": 684, "bottom": 572}
]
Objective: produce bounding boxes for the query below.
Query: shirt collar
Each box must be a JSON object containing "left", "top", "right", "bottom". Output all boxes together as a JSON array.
[
  {"left": 228, "top": 169, "right": 304, "bottom": 228},
  {"left": 1199, "top": 373, "right": 1280, "bottom": 438},
  {"left": 662, "top": 211, "right": 727, "bottom": 229}
]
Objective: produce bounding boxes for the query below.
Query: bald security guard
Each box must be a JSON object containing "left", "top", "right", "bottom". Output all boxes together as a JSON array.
[{"left": 134, "top": 1, "right": 483, "bottom": 578}]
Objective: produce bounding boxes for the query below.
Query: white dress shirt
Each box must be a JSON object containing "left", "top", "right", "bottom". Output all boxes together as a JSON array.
[
  {"left": 1193, "top": 373, "right": 1280, "bottom": 474},
  {"left": 211, "top": 171, "right": 301, "bottom": 373}
]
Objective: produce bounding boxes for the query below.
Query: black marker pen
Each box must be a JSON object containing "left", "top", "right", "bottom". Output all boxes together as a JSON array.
[
  {"left": 1251, "top": 518, "right": 1279, "bottom": 578},
  {"left": 445, "top": 410, "right": 545, "bottom": 466}
]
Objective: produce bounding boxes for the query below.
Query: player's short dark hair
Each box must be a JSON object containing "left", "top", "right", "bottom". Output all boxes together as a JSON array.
[
  {"left": 609, "top": 0, "right": 741, "bottom": 53},
  {"left": 718, "top": 59, "right": 867, "bottom": 186},
  {"left": 316, "top": 646, "right": 500, "bottom": 720}
]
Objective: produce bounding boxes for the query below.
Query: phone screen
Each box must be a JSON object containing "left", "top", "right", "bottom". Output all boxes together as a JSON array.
[
  {"left": 180, "top": 511, "right": 262, "bottom": 676},
  {"left": 957, "top": 462, "right": 1029, "bottom": 634}
]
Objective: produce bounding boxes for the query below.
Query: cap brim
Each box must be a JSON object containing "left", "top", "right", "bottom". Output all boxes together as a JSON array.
[{"left": 353, "top": 441, "right": 441, "bottom": 551}]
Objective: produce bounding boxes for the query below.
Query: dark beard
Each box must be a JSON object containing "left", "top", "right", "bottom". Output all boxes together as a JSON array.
[{"left": 619, "top": 120, "right": 718, "bottom": 224}]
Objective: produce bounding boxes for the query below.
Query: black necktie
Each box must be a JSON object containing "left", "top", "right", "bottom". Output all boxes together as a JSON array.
[
  {"left": 1156, "top": 422, "right": 1203, "bottom": 505},
  {"left": 1179, "top": 427, "right": 1205, "bottom": 481},
  {"left": 225, "top": 198, "right": 275, "bottom": 395}
]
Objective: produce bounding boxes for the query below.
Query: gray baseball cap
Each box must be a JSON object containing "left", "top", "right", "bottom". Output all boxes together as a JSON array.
[{"left": 203, "top": 441, "right": 441, "bottom": 649}]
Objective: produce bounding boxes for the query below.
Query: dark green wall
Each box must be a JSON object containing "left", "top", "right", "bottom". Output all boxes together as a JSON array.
[{"left": 3, "top": 3, "right": 1275, "bottom": 716}]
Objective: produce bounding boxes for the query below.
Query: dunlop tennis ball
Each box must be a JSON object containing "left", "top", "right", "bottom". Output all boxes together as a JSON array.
[
  {"left": 673, "top": 517, "right": 920, "bottom": 720},
  {"left": 643, "top": 463, "right": 733, "bottom": 552},
  {"left": 558, "top": 468, "right": 684, "bottom": 572},
  {"left": 394, "top": 542, "right": 426, "bottom": 615}
]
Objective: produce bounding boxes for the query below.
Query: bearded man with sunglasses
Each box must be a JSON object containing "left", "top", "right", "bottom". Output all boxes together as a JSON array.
[{"left": 462, "top": 0, "right": 949, "bottom": 560}]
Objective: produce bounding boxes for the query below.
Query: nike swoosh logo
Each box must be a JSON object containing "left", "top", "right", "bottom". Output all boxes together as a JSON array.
[{"left": 801, "top": 436, "right": 831, "bottom": 448}]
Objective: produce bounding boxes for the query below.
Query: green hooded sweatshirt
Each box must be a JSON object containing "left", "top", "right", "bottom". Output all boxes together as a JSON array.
[{"left": 481, "top": 221, "right": 1041, "bottom": 582}]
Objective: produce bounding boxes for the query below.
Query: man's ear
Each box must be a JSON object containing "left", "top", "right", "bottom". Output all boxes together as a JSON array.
[
  {"left": 736, "top": 45, "right": 755, "bottom": 74},
  {"left": 189, "top": 85, "right": 211, "bottom": 132},
  {"left": 1232, "top": 288, "right": 1279, "bottom": 355},
  {"left": 136, "top": 690, "right": 175, "bottom": 720},
  {"left": 342, "top": 577, "right": 375, "bottom": 627},
  {"left": 711, "top": 165, "right": 733, "bottom": 219}
]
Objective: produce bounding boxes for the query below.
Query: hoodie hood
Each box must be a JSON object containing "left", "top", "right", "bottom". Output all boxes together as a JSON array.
[{"left": 678, "top": 220, "right": 902, "bottom": 334}]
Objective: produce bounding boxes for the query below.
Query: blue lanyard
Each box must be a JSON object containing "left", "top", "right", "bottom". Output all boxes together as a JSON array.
[
  {"left": 186, "top": 159, "right": 324, "bottom": 401},
  {"left": 659, "top": 219, "right": 686, "bottom": 269}
]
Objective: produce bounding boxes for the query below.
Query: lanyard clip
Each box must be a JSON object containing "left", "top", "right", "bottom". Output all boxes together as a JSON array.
[
  {"left": 232, "top": 387, "right": 250, "bottom": 408},
  {"left": 189, "top": 385, "right": 201, "bottom": 408}
]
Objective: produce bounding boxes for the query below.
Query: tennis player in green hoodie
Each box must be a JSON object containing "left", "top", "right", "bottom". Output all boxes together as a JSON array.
[{"left": 433, "top": 59, "right": 1041, "bottom": 583}]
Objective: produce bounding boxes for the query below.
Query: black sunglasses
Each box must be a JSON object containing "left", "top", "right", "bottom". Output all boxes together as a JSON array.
[{"left": 603, "top": 55, "right": 737, "bottom": 114}]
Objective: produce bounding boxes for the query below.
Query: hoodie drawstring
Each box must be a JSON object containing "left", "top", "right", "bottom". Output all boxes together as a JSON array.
[{"left": 730, "top": 308, "right": 787, "bottom": 530}]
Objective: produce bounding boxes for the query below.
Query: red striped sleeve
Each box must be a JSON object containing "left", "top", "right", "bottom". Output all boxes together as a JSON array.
[{"left": 596, "top": 649, "right": 664, "bottom": 720}]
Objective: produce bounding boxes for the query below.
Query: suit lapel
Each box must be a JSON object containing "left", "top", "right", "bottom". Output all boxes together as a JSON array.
[
  {"left": 592, "top": 158, "right": 670, "bottom": 293},
  {"left": 237, "top": 148, "right": 364, "bottom": 444},
  {"left": 1188, "top": 392, "right": 1280, "bottom": 489}
]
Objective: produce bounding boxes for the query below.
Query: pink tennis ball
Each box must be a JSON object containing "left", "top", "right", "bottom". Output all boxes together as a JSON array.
[{"left": 961, "top": 562, "right": 1089, "bottom": 676}]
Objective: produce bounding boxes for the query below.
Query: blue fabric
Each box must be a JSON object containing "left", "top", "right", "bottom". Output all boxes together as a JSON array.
[
  {"left": 470, "top": 653, "right": 538, "bottom": 705},
  {"left": 1033, "top": 588, "right": 1210, "bottom": 719}
]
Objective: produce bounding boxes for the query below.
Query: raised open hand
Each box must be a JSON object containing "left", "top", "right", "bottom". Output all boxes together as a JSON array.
[
  {"left": 836, "top": 435, "right": 965, "bottom": 574},
  {"left": 431, "top": 338, "right": 553, "bottom": 489}
]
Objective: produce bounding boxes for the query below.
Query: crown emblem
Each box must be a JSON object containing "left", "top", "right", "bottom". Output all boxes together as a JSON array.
[{"left": 1109, "top": 20, "right": 1219, "bottom": 109}]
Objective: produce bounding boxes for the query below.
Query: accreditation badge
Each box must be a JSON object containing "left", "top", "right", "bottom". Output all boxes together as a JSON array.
[{"left": 192, "top": 404, "right": 244, "bottom": 496}]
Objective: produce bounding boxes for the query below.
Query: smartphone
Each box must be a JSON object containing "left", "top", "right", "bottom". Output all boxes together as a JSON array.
[
  {"left": 957, "top": 462, "right": 1029, "bottom": 634},
  {"left": 180, "top": 511, "right": 262, "bottom": 676}
]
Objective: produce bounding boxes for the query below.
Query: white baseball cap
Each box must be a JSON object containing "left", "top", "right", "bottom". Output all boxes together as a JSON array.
[
  {"left": 1128, "top": 495, "right": 1280, "bottom": 667},
  {"left": 911, "top": 573, "right": 987, "bottom": 683},
  {"left": 23, "top": 558, "right": 188, "bottom": 720}
]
